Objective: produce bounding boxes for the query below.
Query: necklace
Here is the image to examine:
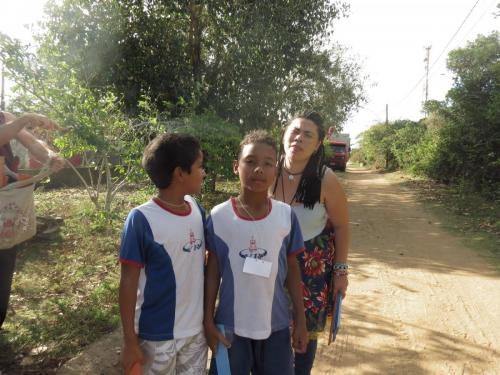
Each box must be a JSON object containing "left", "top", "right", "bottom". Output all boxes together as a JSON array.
[
  {"left": 236, "top": 196, "right": 269, "bottom": 220},
  {"left": 156, "top": 196, "right": 187, "bottom": 209},
  {"left": 283, "top": 165, "right": 303, "bottom": 181},
  {"left": 281, "top": 173, "right": 297, "bottom": 205}
]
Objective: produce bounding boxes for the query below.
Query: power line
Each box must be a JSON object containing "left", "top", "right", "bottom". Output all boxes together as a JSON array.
[
  {"left": 427, "top": 0, "right": 481, "bottom": 74},
  {"left": 397, "top": 0, "right": 481, "bottom": 106},
  {"left": 455, "top": 0, "right": 498, "bottom": 47},
  {"left": 426, "top": 0, "right": 497, "bottom": 89}
]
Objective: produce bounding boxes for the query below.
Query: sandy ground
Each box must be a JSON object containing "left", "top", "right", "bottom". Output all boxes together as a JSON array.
[{"left": 58, "top": 167, "right": 500, "bottom": 375}]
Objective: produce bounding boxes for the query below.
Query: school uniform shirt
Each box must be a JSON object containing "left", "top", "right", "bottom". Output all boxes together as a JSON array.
[
  {"left": 206, "top": 198, "right": 304, "bottom": 340},
  {"left": 119, "top": 195, "right": 205, "bottom": 341}
]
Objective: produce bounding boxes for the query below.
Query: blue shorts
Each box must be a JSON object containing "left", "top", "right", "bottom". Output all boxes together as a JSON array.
[{"left": 209, "top": 328, "right": 293, "bottom": 375}]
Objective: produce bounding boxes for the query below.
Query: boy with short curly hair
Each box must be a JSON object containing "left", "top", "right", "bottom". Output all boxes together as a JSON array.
[{"left": 119, "top": 132, "right": 207, "bottom": 374}]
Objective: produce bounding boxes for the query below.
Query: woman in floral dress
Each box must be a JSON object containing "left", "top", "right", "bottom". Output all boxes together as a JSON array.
[{"left": 272, "top": 111, "right": 350, "bottom": 375}]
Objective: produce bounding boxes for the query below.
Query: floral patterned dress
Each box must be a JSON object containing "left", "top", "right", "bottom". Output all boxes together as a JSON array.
[{"left": 296, "top": 225, "right": 336, "bottom": 335}]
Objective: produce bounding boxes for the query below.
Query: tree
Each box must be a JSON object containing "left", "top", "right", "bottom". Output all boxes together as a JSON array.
[
  {"left": 0, "top": 33, "right": 163, "bottom": 214},
  {"left": 38, "top": 0, "right": 363, "bottom": 129},
  {"left": 40, "top": 0, "right": 195, "bottom": 114},
  {"left": 428, "top": 32, "right": 500, "bottom": 196}
]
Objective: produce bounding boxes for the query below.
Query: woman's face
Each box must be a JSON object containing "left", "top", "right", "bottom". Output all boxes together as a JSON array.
[{"left": 283, "top": 118, "right": 322, "bottom": 162}]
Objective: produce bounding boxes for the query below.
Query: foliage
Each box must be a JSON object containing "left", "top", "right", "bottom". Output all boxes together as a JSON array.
[
  {"left": 357, "top": 32, "right": 499, "bottom": 200},
  {"left": 37, "top": 0, "right": 364, "bottom": 129},
  {"left": 390, "top": 120, "right": 428, "bottom": 173},
  {"left": 426, "top": 32, "right": 500, "bottom": 198},
  {"left": 0, "top": 33, "right": 163, "bottom": 213},
  {"left": 163, "top": 112, "right": 242, "bottom": 192},
  {"left": 358, "top": 121, "right": 402, "bottom": 169},
  {"left": 39, "top": 0, "right": 194, "bottom": 115}
]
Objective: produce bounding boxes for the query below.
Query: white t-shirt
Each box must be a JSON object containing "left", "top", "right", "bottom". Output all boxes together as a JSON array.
[
  {"left": 119, "top": 195, "right": 205, "bottom": 341},
  {"left": 206, "top": 198, "right": 304, "bottom": 340}
]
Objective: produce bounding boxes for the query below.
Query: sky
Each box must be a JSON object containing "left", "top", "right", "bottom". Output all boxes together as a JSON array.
[
  {"left": 1, "top": 0, "right": 498, "bottom": 145},
  {"left": 333, "top": 0, "right": 498, "bottom": 145}
]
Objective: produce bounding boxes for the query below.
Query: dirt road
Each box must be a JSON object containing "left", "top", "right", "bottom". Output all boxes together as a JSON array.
[
  {"left": 314, "top": 167, "right": 500, "bottom": 374},
  {"left": 59, "top": 168, "right": 500, "bottom": 374}
]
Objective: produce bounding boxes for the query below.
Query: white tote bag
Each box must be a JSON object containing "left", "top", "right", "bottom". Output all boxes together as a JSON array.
[{"left": 0, "top": 168, "right": 52, "bottom": 249}]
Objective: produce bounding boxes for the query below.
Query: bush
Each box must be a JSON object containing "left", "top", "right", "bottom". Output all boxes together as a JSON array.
[{"left": 169, "top": 112, "right": 241, "bottom": 192}]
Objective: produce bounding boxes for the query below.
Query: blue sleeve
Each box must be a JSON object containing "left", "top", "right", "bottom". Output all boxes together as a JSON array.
[
  {"left": 205, "top": 214, "right": 216, "bottom": 254},
  {"left": 287, "top": 210, "right": 305, "bottom": 256},
  {"left": 193, "top": 199, "right": 207, "bottom": 237},
  {"left": 119, "top": 209, "right": 151, "bottom": 267}
]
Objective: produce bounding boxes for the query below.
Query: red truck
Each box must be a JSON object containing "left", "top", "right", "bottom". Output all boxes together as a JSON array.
[{"left": 328, "top": 133, "right": 350, "bottom": 172}]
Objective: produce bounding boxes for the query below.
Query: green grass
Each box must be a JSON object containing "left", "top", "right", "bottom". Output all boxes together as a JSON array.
[{"left": 0, "top": 181, "right": 240, "bottom": 372}]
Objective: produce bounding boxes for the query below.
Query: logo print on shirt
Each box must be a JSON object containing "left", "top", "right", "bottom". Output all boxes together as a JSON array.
[
  {"left": 239, "top": 236, "right": 267, "bottom": 259},
  {"left": 182, "top": 229, "right": 203, "bottom": 252}
]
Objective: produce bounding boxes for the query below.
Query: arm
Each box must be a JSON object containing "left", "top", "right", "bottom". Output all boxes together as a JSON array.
[
  {"left": 16, "top": 130, "right": 65, "bottom": 171},
  {"left": 119, "top": 263, "right": 144, "bottom": 371},
  {"left": 1, "top": 112, "right": 65, "bottom": 171},
  {"left": 203, "top": 253, "right": 230, "bottom": 354},
  {"left": 0, "top": 114, "right": 26, "bottom": 146},
  {"left": 286, "top": 256, "right": 308, "bottom": 353},
  {"left": 322, "top": 169, "right": 350, "bottom": 298},
  {"left": 1, "top": 112, "right": 60, "bottom": 145}
]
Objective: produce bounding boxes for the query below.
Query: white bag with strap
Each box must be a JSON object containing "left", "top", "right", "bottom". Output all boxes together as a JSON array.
[{"left": 0, "top": 167, "right": 52, "bottom": 249}]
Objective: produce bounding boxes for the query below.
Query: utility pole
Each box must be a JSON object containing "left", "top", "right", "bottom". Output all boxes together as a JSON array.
[
  {"left": 423, "top": 46, "right": 431, "bottom": 104},
  {"left": 385, "top": 103, "right": 389, "bottom": 169},
  {"left": 1, "top": 64, "right": 5, "bottom": 111}
]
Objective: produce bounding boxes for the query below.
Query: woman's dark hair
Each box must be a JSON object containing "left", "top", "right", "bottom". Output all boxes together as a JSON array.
[
  {"left": 273, "top": 110, "right": 326, "bottom": 209},
  {"left": 142, "top": 132, "right": 201, "bottom": 189}
]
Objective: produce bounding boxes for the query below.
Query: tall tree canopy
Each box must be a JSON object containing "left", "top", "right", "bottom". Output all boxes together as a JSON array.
[{"left": 37, "top": 0, "right": 363, "bottom": 129}]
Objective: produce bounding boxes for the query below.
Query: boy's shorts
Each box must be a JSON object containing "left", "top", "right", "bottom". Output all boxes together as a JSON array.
[
  {"left": 140, "top": 331, "right": 207, "bottom": 375},
  {"left": 209, "top": 327, "right": 293, "bottom": 375}
]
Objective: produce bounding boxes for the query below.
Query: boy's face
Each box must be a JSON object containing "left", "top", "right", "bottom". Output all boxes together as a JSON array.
[
  {"left": 183, "top": 151, "right": 205, "bottom": 195},
  {"left": 234, "top": 143, "right": 277, "bottom": 193}
]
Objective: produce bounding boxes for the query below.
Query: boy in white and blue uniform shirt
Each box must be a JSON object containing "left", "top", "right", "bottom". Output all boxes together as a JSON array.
[
  {"left": 204, "top": 130, "right": 308, "bottom": 375},
  {"left": 119, "top": 133, "right": 207, "bottom": 375}
]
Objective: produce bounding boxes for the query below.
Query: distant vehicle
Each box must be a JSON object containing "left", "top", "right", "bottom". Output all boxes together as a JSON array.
[{"left": 328, "top": 133, "right": 350, "bottom": 172}]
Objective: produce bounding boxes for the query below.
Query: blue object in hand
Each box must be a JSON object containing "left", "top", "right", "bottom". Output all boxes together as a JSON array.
[
  {"left": 329, "top": 294, "right": 343, "bottom": 344},
  {"left": 215, "top": 324, "right": 231, "bottom": 375}
]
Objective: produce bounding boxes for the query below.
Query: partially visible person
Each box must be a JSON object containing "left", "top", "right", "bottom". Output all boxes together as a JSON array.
[
  {"left": 0, "top": 111, "right": 65, "bottom": 329},
  {"left": 119, "top": 133, "right": 207, "bottom": 375},
  {"left": 272, "top": 111, "right": 350, "bottom": 375},
  {"left": 204, "top": 130, "right": 308, "bottom": 375}
]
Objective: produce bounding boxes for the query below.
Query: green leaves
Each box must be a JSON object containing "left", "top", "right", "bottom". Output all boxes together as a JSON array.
[
  {"left": 358, "top": 32, "right": 499, "bottom": 200},
  {"left": 35, "top": 0, "right": 363, "bottom": 129}
]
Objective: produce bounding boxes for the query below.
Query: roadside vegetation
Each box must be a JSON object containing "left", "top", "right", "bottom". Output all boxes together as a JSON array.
[
  {"left": 353, "top": 32, "right": 499, "bottom": 203},
  {"left": 353, "top": 32, "right": 499, "bottom": 252}
]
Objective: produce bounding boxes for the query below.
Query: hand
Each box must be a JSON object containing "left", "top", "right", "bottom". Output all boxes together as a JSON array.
[
  {"left": 204, "top": 321, "right": 231, "bottom": 355},
  {"left": 333, "top": 274, "right": 348, "bottom": 299},
  {"left": 22, "top": 113, "right": 62, "bottom": 131},
  {"left": 291, "top": 321, "right": 309, "bottom": 353},
  {"left": 48, "top": 154, "right": 65, "bottom": 172},
  {"left": 122, "top": 336, "right": 145, "bottom": 374}
]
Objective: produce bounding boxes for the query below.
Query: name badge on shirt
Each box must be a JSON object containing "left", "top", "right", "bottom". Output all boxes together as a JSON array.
[{"left": 243, "top": 257, "right": 272, "bottom": 278}]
